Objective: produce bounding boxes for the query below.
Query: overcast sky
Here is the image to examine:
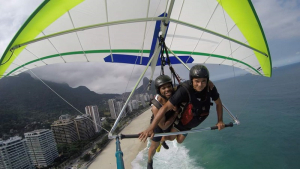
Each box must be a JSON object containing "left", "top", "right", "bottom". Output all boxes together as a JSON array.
[{"left": 0, "top": 0, "right": 299, "bottom": 94}]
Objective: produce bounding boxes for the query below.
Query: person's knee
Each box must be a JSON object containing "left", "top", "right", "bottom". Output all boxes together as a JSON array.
[
  {"left": 169, "top": 136, "right": 176, "bottom": 141},
  {"left": 164, "top": 136, "right": 176, "bottom": 141},
  {"left": 176, "top": 136, "right": 186, "bottom": 143},
  {"left": 177, "top": 139, "right": 184, "bottom": 144}
]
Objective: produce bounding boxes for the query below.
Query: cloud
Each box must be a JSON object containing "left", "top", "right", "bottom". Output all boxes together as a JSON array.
[
  {"left": 28, "top": 62, "right": 162, "bottom": 94},
  {"left": 0, "top": 0, "right": 43, "bottom": 56},
  {"left": 252, "top": 0, "right": 300, "bottom": 39}
]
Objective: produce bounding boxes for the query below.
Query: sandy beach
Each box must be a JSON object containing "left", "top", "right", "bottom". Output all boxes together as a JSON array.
[{"left": 88, "top": 108, "right": 151, "bottom": 169}]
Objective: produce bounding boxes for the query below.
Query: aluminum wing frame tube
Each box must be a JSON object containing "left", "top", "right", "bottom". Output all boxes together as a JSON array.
[
  {"left": 152, "top": 122, "right": 238, "bottom": 137},
  {"left": 169, "top": 18, "right": 268, "bottom": 57},
  {"left": 149, "top": 0, "right": 175, "bottom": 85},
  {"left": 10, "top": 17, "right": 164, "bottom": 51},
  {"left": 115, "top": 137, "right": 125, "bottom": 169},
  {"left": 108, "top": 50, "right": 157, "bottom": 138}
]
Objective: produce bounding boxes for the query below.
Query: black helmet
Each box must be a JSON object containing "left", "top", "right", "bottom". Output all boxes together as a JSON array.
[
  {"left": 189, "top": 64, "right": 209, "bottom": 81},
  {"left": 154, "top": 75, "right": 172, "bottom": 95}
]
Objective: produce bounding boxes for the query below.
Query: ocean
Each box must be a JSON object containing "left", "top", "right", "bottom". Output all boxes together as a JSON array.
[{"left": 132, "top": 62, "right": 300, "bottom": 169}]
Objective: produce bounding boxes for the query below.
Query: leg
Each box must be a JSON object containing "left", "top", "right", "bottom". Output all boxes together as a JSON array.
[
  {"left": 175, "top": 134, "right": 187, "bottom": 144},
  {"left": 172, "top": 127, "right": 187, "bottom": 144},
  {"left": 148, "top": 140, "right": 160, "bottom": 169},
  {"left": 148, "top": 140, "right": 160, "bottom": 162},
  {"left": 163, "top": 127, "right": 178, "bottom": 141}
]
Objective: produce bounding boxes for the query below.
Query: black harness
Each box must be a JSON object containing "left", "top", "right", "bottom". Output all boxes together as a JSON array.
[
  {"left": 174, "top": 81, "right": 213, "bottom": 129},
  {"left": 150, "top": 97, "right": 175, "bottom": 124}
]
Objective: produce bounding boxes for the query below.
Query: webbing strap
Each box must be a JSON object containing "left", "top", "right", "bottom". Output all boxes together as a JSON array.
[
  {"left": 159, "top": 36, "right": 182, "bottom": 84},
  {"left": 151, "top": 99, "right": 162, "bottom": 109}
]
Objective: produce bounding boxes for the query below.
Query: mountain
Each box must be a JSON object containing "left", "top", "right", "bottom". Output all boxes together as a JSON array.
[
  {"left": 0, "top": 73, "right": 119, "bottom": 137},
  {"left": 116, "top": 77, "right": 156, "bottom": 99},
  {"left": 0, "top": 73, "right": 156, "bottom": 137}
]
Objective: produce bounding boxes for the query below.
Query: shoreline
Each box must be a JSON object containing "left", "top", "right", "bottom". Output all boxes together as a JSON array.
[{"left": 88, "top": 108, "right": 152, "bottom": 169}]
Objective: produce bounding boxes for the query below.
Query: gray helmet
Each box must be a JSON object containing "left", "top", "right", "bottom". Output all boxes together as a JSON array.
[
  {"left": 189, "top": 64, "right": 209, "bottom": 82},
  {"left": 154, "top": 75, "right": 172, "bottom": 95}
]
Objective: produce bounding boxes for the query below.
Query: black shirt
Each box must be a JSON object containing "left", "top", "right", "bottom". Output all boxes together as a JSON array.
[{"left": 169, "top": 80, "right": 220, "bottom": 112}]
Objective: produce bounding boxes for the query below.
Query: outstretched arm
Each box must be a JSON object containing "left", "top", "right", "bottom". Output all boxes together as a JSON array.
[
  {"left": 214, "top": 98, "right": 225, "bottom": 130},
  {"left": 139, "top": 101, "right": 175, "bottom": 142}
]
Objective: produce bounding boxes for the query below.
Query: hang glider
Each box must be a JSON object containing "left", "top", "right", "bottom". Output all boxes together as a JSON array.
[
  {"left": 0, "top": 0, "right": 272, "bottom": 168},
  {"left": 0, "top": 0, "right": 271, "bottom": 78}
]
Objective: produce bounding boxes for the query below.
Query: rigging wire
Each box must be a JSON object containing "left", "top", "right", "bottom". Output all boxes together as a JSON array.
[{"left": 220, "top": 0, "right": 238, "bottom": 121}]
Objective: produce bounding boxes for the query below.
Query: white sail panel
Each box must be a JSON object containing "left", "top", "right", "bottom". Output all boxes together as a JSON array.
[
  {"left": 77, "top": 27, "right": 110, "bottom": 51},
  {"left": 69, "top": 0, "right": 107, "bottom": 28},
  {"left": 107, "top": 0, "right": 149, "bottom": 21},
  {"left": 63, "top": 54, "right": 87, "bottom": 63},
  {"left": 86, "top": 53, "right": 110, "bottom": 63},
  {"left": 109, "top": 23, "right": 148, "bottom": 50},
  {"left": 48, "top": 33, "right": 83, "bottom": 54}
]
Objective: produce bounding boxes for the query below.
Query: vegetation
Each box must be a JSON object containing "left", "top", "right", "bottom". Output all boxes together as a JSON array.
[
  {"left": 91, "top": 148, "right": 97, "bottom": 154},
  {"left": 82, "top": 153, "right": 91, "bottom": 161},
  {"left": 0, "top": 73, "right": 119, "bottom": 137}
]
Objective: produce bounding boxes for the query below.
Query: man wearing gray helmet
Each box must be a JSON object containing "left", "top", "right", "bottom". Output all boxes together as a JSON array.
[{"left": 139, "top": 64, "right": 225, "bottom": 144}]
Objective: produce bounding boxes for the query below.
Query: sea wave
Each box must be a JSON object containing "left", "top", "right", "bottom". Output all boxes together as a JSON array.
[{"left": 131, "top": 139, "right": 203, "bottom": 169}]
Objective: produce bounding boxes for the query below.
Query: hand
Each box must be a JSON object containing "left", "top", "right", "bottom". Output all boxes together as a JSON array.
[
  {"left": 138, "top": 128, "right": 154, "bottom": 142},
  {"left": 216, "top": 121, "right": 225, "bottom": 130},
  {"left": 208, "top": 80, "right": 214, "bottom": 90}
]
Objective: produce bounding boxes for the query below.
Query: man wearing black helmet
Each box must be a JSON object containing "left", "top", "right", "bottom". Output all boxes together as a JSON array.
[
  {"left": 147, "top": 75, "right": 179, "bottom": 169},
  {"left": 139, "top": 64, "right": 225, "bottom": 143}
]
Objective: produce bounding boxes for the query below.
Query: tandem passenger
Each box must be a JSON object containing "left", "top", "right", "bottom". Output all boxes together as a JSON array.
[{"left": 147, "top": 75, "right": 179, "bottom": 169}]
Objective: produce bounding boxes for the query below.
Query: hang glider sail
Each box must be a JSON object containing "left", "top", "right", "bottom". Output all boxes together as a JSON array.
[{"left": 0, "top": 0, "right": 271, "bottom": 79}]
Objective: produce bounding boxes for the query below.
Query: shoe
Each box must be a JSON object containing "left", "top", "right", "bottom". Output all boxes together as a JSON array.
[
  {"left": 161, "top": 141, "right": 169, "bottom": 149},
  {"left": 147, "top": 160, "right": 153, "bottom": 169}
]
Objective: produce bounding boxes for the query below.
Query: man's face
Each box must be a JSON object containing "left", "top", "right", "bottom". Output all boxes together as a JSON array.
[
  {"left": 159, "top": 83, "right": 173, "bottom": 99},
  {"left": 192, "top": 78, "right": 207, "bottom": 92}
]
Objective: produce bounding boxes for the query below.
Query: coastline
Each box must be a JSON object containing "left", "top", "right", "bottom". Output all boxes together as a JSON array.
[{"left": 88, "top": 108, "right": 152, "bottom": 169}]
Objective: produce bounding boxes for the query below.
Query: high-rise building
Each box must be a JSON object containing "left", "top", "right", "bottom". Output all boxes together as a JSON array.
[
  {"left": 85, "top": 106, "right": 101, "bottom": 132},
  {"left": 131, "top": 100, "right": 139, "bottom": 109},
  {"left": 135, "top": 95, "right": 140, "bottom": 101},
  {"left": 108, "top": 99, "right": 117, "bottom": 119},
  {"left": 0, "top": 136, "right": 34, "bottom": 169},
  {"left": 144, "top": 93, "right": 150, "bottom": 101},
  {"left": 140, "top": 94, "right": 147, "bottom": 107},
  {"left": 74, "top": 115, "right": 96, "bottom": 140},
  {"left": 24, "top": 129, "right": 58, "bottom": 168},
  {"left": 127, "top": 101, "right": 133, "bottom": 113},
  {"left": 51, "top": 115, "right": 78, "bottom": 144},
  {"left": 116, "top": 101, "right": 127, "bottom": 118}
]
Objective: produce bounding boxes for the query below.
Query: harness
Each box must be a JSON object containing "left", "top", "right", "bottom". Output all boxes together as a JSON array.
[
  {"left": 174, "top": 82, "right": 213, "bottom": 128},
  {"left": 150, "top": 95, "right": 175, "bottom": 124}
]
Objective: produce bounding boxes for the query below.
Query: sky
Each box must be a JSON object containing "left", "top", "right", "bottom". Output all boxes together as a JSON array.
[{"left": 0, "top": 0, "right": 300, "bottom": 94}]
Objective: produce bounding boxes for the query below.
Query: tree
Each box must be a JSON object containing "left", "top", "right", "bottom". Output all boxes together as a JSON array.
[
  {"left": 83, "top": 154, "right": 91, "bottom": 161},
  {"left": 91, "top": 148, "right": 97, "bottom": 154}
]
